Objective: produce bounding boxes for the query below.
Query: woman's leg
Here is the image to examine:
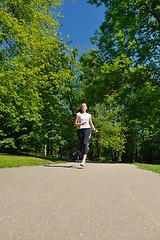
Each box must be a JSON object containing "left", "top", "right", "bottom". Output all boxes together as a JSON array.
[
  {"left": 81, "top": 129, "right": 91, "bottom": 166},
  {"left": 83, "top": 128, "right": 91, "bottom": 155},
  {"left": 77, "top": 129, "right": 85, "bottom": 157}
]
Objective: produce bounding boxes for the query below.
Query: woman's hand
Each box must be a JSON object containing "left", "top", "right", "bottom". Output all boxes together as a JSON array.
[{"left": 93, "top": 128, "right": 98, "bottom": 133}]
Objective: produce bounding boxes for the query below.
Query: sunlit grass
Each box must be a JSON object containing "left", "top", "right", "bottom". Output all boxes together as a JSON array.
[
  {"left": 0, "top": 153, "right": 60, "bottom": 168},
  {"left": 135, "top": 163, "right": 160, "bottom": 173}
]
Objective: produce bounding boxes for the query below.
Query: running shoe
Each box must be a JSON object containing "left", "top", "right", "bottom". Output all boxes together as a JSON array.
[{"left": 80, "top": 160, "right": 85, "bottom": 167}]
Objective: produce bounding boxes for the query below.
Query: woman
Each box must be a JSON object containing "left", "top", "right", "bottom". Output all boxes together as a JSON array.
[{"left": 74, "top": 103, "right": 98, "bottom": 167}]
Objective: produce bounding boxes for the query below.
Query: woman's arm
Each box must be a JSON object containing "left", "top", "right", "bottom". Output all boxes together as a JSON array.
[
  {"left": 89, "top": 118, "right": 98, "bottom": 132},
  {"left": 74, "top": 115, "right": 86, "bottom": 127}
]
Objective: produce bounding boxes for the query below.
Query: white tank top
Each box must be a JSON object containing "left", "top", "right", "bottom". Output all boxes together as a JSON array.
[{"left": 77, "top": 112, "right": 91, "bottom": 129}]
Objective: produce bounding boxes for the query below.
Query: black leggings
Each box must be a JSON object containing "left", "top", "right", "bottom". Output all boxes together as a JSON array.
[{"left": 78, "top": 128, "right": 91, "bottom": 155}]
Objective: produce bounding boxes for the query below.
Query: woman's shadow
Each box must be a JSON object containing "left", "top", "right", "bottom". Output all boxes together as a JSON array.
[{"left": 44, "top": 164, "right": 84, "bottom": 170}]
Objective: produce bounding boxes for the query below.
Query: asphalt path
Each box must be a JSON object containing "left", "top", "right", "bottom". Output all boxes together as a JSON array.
[{"left": 0, "top": 163, "right": 160, "bottom": 240}]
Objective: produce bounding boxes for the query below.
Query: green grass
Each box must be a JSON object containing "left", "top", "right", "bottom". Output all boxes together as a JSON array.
[
  {"left": 135, "top": 163, "right": 160, "bottom": 173},
  {"left": 0, "top": 153, "right": 62, "bottom": 168}
]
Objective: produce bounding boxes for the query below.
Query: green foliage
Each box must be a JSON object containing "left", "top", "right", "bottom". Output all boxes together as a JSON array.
[
  {"left": 79, "top": 52, "right": 129, "bottom": 161},
  {"left": 0, "top": 137, "right": 16, "bottom": 149},
  {"left": 0, "top": 0, "right": 159, "bottom": 164},
  {"left": 80, "top": 0, "right": 160, "bottom": 163},
  {"left": 79, "top": 47, "right": 160, "bottom": 163},
  {"left": 88, "top": 0, "right": 160, "bottom": 72},
  {"left": 135, "top": 163, "right": 160, "bottom": 174},
  {"left": 0, "top": 153, "right": 55, "bottom": 168},
  {"left": 0, "top": 0, "right": 78, "bottom": 155},
  {"left": 94, "top": 103, "right": 126, "bottom": 152}
]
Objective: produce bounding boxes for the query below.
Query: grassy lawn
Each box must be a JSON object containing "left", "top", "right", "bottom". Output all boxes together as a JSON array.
[
  {"left": 0, "top": 153, "right": 61, "bottom": 168},
  {"left": 135, "top": 163, "right": 160, "bottom": 174}
]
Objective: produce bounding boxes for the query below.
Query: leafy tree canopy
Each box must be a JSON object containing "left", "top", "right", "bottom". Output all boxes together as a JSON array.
[{"left": 88, "top": 0, "right": 160, "bottom": 74}]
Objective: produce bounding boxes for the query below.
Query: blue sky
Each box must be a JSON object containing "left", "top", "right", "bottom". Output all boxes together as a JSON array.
[{"left": 58, "top": 0, "right": 105, "bottom": 52}]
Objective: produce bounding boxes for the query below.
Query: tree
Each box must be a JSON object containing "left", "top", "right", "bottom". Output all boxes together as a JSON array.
[
  {"left": 79, "top": 48, "right": 160, "bottom": 163},
  {"left": 82, "top": 0, "right": 160, "bottom": 163},
  {"left": 0, "top": 0, "right": 78, "bottom": 154},
  {"left": 88, "top": 0, "right": 160, "bottom": 74},
  {"left": 79, "top": 51, "right": 128, "bottom": 161}
]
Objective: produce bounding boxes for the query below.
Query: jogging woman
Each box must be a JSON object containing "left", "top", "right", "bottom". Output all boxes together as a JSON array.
[{"left": 74, "top": 103, "right": 98, "bottom": 167}]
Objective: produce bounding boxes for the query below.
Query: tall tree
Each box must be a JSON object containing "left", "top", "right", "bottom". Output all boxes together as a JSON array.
[
  {"left": 0, "top": 0, "right": 77, "bottom": 153},
  {"left": 88, "top": 0, "right": 160, "bottom": 73},
  {"left": 79, "top": 48, "right": 160, "bottom": 163},
  {"left": 83, "top": 0, "right": 160, "bottom": 163}
]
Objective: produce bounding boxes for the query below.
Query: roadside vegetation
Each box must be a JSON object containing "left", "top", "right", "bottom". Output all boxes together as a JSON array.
[
  {"left": 0, "top": 0, "right": 159, "bottom": 164},
  {"left": 1, "top": 153, "right": 159, "bottom": 175},
  {"left": 0, "top": 154, "right": 60, "bottom": 168},
  {"left": 135, "top": 163, "right": 160, "bottom": 174}
]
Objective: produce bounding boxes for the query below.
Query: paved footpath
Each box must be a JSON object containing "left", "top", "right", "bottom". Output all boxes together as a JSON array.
[{"left": 0, "top": 163, "right": 160, "bottom": 240}]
